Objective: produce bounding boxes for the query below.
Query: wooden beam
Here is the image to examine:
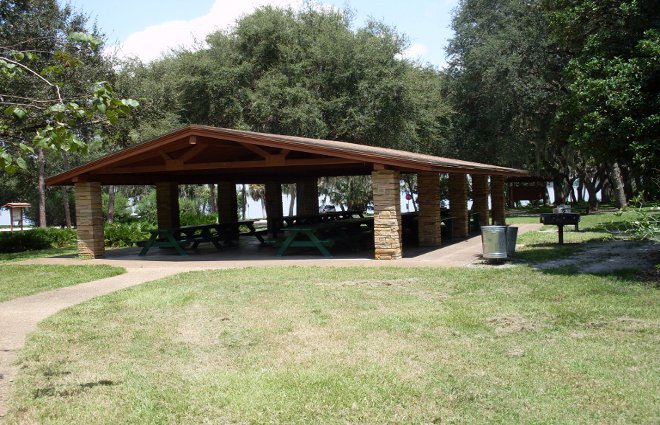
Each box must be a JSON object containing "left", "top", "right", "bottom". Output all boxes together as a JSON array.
[
  {"left": 238, "top": 142, "right": 272, "bottom": 159},
  {"left": 189, "top": 135, "right": 197, "bottom": 145},
  {"left": 159, "top": 151, "right": 172, "bottom": 161},
  {"left": 178, "top": 144, "right": 207, "bottom": 163},
  {"left": 106, "top": 157, "right": 362, "bottom": 174}
]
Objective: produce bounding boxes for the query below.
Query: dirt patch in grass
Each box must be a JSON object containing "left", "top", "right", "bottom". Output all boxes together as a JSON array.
[
  {"left": 487, "top": 314, "right": 539, "bottom": 334},
  {"left": 535, "top": 240, "right": 658, "bottom": 274}
]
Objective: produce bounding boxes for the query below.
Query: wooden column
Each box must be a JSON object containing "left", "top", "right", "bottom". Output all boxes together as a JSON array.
[
  {"left": 448, "top": 173, "right": 469, "bottom": 238},
  {"left": 156, "top": 182, "right": 179, "bottom": 229},
  {"left": 265, "top": 182, "right": 283, "bottom": 236},
  {"left": 74, "top": 182, "right": 104, "bottom": 258},
  {"left": 471, "top": 174, "right": 490, "bottom": 227},
  {"left": 417, "top": 171, "right": 441, "bottom": 246},
  {"left": 297, "top": 178, "right": 319, "bottom": 215},
  {"left": 372, "top": 169, "right": 402, "bottom": 260},
  {"left": 491, "top": 175, "right": 506, "bottom": 225}
]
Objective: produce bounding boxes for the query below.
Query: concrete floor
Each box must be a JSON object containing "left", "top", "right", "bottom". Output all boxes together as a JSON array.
[{"left": 24, "top": 223, "right": 543, "bottom": 269}]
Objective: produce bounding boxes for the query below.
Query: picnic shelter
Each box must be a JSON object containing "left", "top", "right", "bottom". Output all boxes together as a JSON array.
[{"left": 47, "top": 125, "right": 527, "bottom": 260}]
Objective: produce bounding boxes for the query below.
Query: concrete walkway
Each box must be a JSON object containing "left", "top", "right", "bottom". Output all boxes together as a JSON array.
[{"left": 0, "top": 223, "right": 541, "bottom": 416}]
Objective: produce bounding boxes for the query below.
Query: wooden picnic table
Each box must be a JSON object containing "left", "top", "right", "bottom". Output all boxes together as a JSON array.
[
  {"left": 282, "top": 210, "right": 364, "bottom": 226},
  {"left": 276, "top": 217, "right": 374, "bottom": 258},
  {"left": 138, "top": 220, "right": 263, "bottom": 256},
  {"left": 267, "top": 210, "right": 365, "bottom": 238}
]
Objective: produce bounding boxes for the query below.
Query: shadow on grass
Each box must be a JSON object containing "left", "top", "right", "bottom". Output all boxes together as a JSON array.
[
  {"left": 515, "top": 243, "right": 582, "bottom": 263},
  {"left": 32, "top": 380, "right": 118, "bottom": 399},
  {"left": 535, "top": 265, "right": 658, "bottom": 285}
]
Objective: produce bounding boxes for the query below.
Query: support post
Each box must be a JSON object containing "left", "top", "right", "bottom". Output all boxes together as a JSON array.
[
  {"left": 471, "top": 174, "right": 490, "bottom": 227},
  {"left": 217, "top": 182, "right": 238, "bottom": 223},
  {"left": 491, "top": 175, "right": 506, "bottom": 225},
  {"left": 448, "top": 173, "right": 469, "bottom": 238},
  {"left": 156, "top": 182, "right": 180, "bottom": 229},
  {"left": 74, "top": 182, "right": 105, "bottom": 258},
  {"left": 372, "top": 170, "right": 402, "bottom": 260},
  {"left": 297, "top": 178, "right": 319, "bottom": 216},
  {"left": 218, "top": 182, "right": 239, "bottom": 240},
  {"left": 265, "top": 182, "right": 283, "bottom": 237},
  {"left": 417, "top": 171, "right": 441, "bottom": 246}
]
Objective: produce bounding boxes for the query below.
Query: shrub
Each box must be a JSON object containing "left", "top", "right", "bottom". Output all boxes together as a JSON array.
[
  {"left": 104, "top": 222, "right": 151, "bottom": 247},
  {"left": 0, "top": 228, "right": 76, "bottom": 253}
]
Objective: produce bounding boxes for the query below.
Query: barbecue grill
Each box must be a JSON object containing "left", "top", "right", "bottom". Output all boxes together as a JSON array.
[{"left": 540, "top": 213, "right": 581, "bottom": 244}]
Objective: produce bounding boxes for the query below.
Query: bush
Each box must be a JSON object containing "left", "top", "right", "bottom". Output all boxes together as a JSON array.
[
  {"left": 104, "top": 222, "right": 151, "bottom": 247},
  {"left": 0, "top": 228, "right": 77, "bottom": 253}
]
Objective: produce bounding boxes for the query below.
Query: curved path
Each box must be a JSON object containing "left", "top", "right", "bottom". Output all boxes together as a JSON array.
[
  {"left": 0, "top": 267, "right": 197, "bottom": 417},
  {"left": 0, "top": 223, "right": 541, "bottom": 416}
]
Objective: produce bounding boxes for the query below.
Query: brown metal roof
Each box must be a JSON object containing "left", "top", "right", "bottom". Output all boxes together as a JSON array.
[{"left": 47, "top": 125, "right": 527, "bottom": 186}]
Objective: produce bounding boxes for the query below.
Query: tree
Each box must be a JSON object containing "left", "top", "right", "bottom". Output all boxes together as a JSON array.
[
  {"left": 0, "top": 0, "right": 138, "bottom": 226},
  {"left": 0, "top": 0, "right": 138, "bottom": 172},
  {"left": 446, "top": 0, "right": 566, "bottom": 171},
  {"left": 545, "top": 0, "right": 660, "bottom": 205}
]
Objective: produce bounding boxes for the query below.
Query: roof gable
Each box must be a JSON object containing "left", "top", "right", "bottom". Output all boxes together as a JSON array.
[{"left": 47, "top": 125, "right": 526, "bottom": 185}]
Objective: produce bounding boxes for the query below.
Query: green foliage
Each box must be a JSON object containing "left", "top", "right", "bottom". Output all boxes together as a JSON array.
[
  {"left": 598, "top": 196, "right": 660, "bottom": 242},
  {"left": 0, "top": 2, "right": 139, "bottom": 173},
  {"left": 102, "top": 190, "right": 132, "bottom": 222},
  {"left": 546, "top": 0, "right": 659, "bottom": 189},
  {"left": 103, "top": 222, "right": 150, "bottom": 247},
  {"left": 0, "top": 228, "right": 76, "bottom": 253},
  {"left": 151, "top": 6, "right": 451, "bottom": 154},
  {"left": 133, "top": 191, "right": 157, "bottom": 225},
  {"left": 447, "top": 0, "right": 564, "bottom": 170}
]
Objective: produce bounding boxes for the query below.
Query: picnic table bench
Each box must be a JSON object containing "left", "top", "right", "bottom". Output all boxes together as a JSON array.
[
  {"left": 138, "top": 220, "right": 262, "bottom": 256},
  {"left": 276, "top": 217, "right": 374, "bottom": 258}
]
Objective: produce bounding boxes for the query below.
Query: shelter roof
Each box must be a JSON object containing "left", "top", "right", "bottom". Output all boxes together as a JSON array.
[
  {"left": 1, "top": 202, "right": 31, "bottom": 208},
  {"left": 47, "top": 125, "right": 527, "bottom": 186}
]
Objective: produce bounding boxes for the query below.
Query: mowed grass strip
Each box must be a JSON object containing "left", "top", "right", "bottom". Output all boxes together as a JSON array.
[
  {"left": 5, "top": 266, "right": 658, "bottom": 424},
  {"left": 0, "top": 265, "right": 125, "bottom": 302}
]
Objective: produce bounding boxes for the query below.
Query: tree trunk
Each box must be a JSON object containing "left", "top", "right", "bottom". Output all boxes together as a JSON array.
[
  {"left": 601, "top": 179, "right": 612, "bottom": 204},
  {"left": 37, "top": 148, "right": 47, "bottom": 227},
  {"left": 62, "top": 187, "right": 72, "bottom": 228},
  {"left": 621, "top": 166, "right": 634, "bottom": 199},
  {"left": 552, "top": 178, "right": 563, "bottom": 205},
  {"left": 610, "top": 162, "right": 627, "bottom": 208},
  {"left": 288, "top": 189, "right": 296, "bottom": 216},
  {"left": 208, "top": 184, "right": 217, "bottom": 213},
  {"left": 107, "top": 185, "right": 116, "bottom": 223},
  {"left": 584, "top": 177, "right": 598, "bottom": 210},
  {"left": 61, "top": 152, "right": 72, "bottom": 228},
  {"left": 240, "top": 184, "right": 247, "bottom": 219}
]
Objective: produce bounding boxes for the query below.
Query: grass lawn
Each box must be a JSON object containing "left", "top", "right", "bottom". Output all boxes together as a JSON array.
[
  {"left": 5, "top": 266, "right": 658, "bottom": 424},
  {"left": 513, "top": 209, "right": 650, "bottom": 263},
  {"left": 0, "top": 247, "right": 78, "bottom": 263},
  {"left": 0, "top": 265, "right": 125, "bottom": 303}
]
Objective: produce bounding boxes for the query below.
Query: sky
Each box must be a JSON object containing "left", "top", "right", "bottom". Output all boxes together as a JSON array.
[{"left": 63, "top": 0, "right": 459, "bottom": 68}]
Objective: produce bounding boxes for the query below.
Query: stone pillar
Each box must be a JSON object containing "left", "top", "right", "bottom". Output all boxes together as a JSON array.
[
  {"left": 74, "top": 182, "right": 104, "bottom": 258},
  {"left": 372, "top": 170, "right": 402, "bottom": 260},
  {"left": 471, "top": 174, "right": 490, "bottom": 227},
  {"left": 448, "top": 173, "right": 469, "bottom": 238},
  {"left": 297, "top": 178, "right": 319, "bottom": 215},
  {"left": 491, "top": 175, "right": 506, "bottom": 225},
  {"left": 417, "top": 171, "right": 441, "bottom": 246},
  {"left": 217, "top": 182, "right": 238, "bottom": 223},
  {"left": 156, "top": 182, "right": 179, "bottom": 229},
  {"left": 217, "top": 181, "right": 239, "bottom": 240},
  {"left": 265, "top": 182, "right": 283, "bottom": 236}
]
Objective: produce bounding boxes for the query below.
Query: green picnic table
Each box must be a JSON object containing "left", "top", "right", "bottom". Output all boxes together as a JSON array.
[
  {"left": 138, "top": 220, "right": 262, "bottom": 256},
  {"left": 276, "top": 217, "right": 373, "bottom": 258}
]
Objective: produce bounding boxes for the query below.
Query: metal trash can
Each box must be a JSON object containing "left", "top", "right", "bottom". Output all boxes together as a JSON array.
[
  {"left": 481, "top": 225, "right": 508, "bottom": 259},
  {"left": 506, "top": 226, "right": 518, "bottom": 258}
]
